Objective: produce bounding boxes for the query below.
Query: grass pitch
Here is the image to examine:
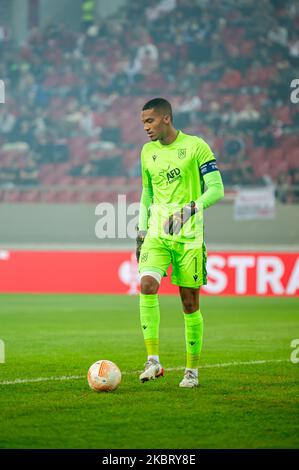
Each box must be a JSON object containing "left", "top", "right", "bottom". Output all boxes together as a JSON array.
[{"left": 0, "top": 294, "right": 298, "bottom": 449}]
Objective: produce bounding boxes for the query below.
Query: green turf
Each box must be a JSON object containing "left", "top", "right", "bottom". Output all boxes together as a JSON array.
[{"left": 0, "top": 294, "right": 298, "bottom": 449}]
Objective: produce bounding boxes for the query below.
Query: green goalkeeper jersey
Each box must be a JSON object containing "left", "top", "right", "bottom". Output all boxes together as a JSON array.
[{"left": 139, "top": 130, "right": 219, "bottom": 243}]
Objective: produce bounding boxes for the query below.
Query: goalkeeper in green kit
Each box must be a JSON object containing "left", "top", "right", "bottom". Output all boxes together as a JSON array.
[{"left": 137, "top": 98, "right": 224, "bottom": 388}]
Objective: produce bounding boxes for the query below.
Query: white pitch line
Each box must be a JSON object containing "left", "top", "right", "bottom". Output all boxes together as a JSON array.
[
  {"left": 0, "top": 359, "right": 288, "bottom": 386},
  {"left": 0, "top": 375, "right": 84, "bottom": 385},
  {"left": 162, "top": 359, "right": 287, "bottom": 372}
]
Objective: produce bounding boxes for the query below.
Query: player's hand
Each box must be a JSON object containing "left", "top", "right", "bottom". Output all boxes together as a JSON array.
[
  {"left": 163, "top": 201, "right": 198, "bottom": 235},
  {"left": 136, "top": 230, "right": 147, "bottom": 262}
]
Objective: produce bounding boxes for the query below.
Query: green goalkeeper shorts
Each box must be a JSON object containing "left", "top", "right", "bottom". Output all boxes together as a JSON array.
[{"left": 138, "top": 236, "right": 207, "bottom": 288}]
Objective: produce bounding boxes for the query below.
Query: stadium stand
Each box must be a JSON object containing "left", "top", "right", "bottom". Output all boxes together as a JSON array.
[{"left": 0, "top": 0, "right": 299, "bottom": 203}]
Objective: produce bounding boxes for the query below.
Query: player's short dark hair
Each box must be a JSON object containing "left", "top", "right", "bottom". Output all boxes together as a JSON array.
[{"left": 142, "top": 98, "right": 173, "bottom": 122}]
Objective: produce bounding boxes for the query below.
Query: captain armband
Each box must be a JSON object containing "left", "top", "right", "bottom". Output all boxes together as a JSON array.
[{"left": 200, "top": 160, "right": 219, "bottom": 176}]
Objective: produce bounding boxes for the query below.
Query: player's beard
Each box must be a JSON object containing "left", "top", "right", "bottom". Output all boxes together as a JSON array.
[
  {"left": 148, "top": 134, "right": 158, "bottom": 141},
  {"left": 150, "top": 131, "right": 161, "bottom": 141}
]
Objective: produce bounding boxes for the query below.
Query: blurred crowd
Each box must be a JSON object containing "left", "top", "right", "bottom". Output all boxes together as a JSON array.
[{"left": 0, "top": 0, "right": 299, "bottom": 202}]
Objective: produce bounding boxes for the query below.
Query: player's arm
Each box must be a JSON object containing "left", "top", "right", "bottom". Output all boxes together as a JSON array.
[
  {"left": 195, "top": 161, "right": 224, "bottom": 209},
  {"left": 164, "top": 139, "right": 224, "bottom": 235},
  {"left": 136, "top": 150, "right": 153, "bottom": 261},
  {"left": 138, "top": 185, "right": 153, "bottom": 232},
  {"left": 164, "top": 169, "right": 224, "bottom": 235},
  {"left": 194, "top": 139, "right": 224, "bottom": 209}
]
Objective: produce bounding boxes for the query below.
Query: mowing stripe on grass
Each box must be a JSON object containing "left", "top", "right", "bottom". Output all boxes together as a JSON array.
[{"left": 0, "top": 359, "right": 287, "bottom": 386}]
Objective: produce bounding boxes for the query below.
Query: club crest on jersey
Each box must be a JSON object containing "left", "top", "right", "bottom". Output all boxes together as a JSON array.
[{"left": 178, "top": 148, "right": 186, "bottom": 159}]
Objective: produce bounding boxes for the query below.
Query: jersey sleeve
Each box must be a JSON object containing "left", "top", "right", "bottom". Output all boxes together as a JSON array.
[
  {"left": 195, "top": 138, "right": 224, "bottom": 209},
  {"left": 141, "top": 147, "right": 152, "bottom": 189},
  {"left": 195, "top": 170, "right": 224, "bottom": 209},
  {"left": 196, "top": 138, "right": 218, "bottom": 177},
  {"left": 138, "top": 147, "right": 153, "bottom": 231}
]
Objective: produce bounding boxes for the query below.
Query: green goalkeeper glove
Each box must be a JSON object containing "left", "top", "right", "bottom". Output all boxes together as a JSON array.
[
  {"left": 136, "top": 230, "right": 147, "bottom": 262},
  {"left": 163, "top": 201, "right": 198, "bottom": 235}
]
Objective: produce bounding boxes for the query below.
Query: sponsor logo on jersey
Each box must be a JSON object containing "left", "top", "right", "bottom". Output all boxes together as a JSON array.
[
  {"left": 167, "top": 167, "right": 181, "bottom": 183},
  {"left": 178, "top": 148, "right": 186, "bottom": 159},
  {"left": 158, "top": 165, "right": 181, "bottom": 185}
]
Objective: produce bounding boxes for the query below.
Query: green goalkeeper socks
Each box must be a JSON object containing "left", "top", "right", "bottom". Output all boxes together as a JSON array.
[
  {"left": 139, "top": 295, "right": 203, "bottom": 367},
  {"left": 184, "top": 310, "right": 203, "bottom": 369},
  {"left": 140, "top": 293, "right": 160, "bottom": 357}
]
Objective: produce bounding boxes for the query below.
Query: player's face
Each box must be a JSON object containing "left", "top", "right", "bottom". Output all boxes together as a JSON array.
[{"left": 141, "top": 108, "right": 171, "bottom": 141}]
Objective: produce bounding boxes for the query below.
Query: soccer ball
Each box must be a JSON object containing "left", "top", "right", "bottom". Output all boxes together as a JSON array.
[{"left": 87, "top": 360, "right": 121, "bottom": 392}]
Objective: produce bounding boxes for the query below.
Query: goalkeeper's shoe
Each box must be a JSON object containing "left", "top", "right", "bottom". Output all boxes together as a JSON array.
[
  {"left": 139, "top": 359, "right": 164, "bottom": 382},
  {"left": 179, "top": 370, "right": 199, "bottom": 388}
]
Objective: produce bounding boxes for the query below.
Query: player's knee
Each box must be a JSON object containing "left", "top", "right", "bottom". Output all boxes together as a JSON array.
[
  {"left": 140, "top": 274, "right": 160, "bottom": 295},
  {"left": 182, "top": 300, "right": 197, "bottom": 313},
  {"left": 141, "top": 280, "right": 158, "bottom": 294},
  {"left": 181, "top": 292, "right": 199, "bottom": 313}
]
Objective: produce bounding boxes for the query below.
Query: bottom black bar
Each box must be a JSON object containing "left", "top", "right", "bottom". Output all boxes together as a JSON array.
[{"left": 0, "top": 449, "right": 298, "bottom": 467}]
